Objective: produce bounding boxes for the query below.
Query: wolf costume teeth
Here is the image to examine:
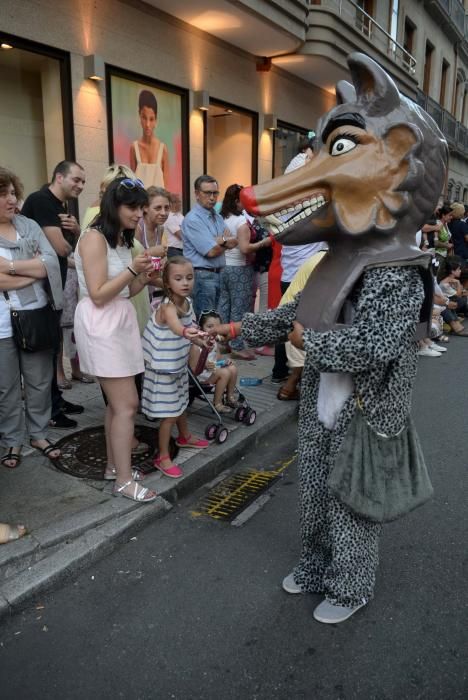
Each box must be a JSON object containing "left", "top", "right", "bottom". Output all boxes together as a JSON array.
[{"left": 236, "top": 53, "right": 447, "bottom": 613}]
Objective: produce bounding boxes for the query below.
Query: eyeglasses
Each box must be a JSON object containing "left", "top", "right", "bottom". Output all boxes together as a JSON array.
[
  {"left": 118, "top": 178, "right": 145, "bottom": 190},
  {"left": 198, "top": 189, "right": 220, "bottom": 197}
]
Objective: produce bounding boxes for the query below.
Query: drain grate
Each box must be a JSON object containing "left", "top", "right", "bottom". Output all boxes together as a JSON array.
[
  {"left": 192, "top": 455, "right": 296, "bottom": 522},
  {"left": 52, "top": 424, "right": 177, "bottom": 480}
]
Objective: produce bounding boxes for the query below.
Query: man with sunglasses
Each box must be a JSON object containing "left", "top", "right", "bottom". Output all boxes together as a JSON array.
[{"left": 182, "top": 175, "right": 237, "bottom": 317}]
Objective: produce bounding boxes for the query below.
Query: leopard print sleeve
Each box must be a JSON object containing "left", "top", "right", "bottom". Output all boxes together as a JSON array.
[
  {"left": 240, "top": 298, "right": 299, "bottom": 347},
  {"left": 302, "top": 266, "right": 424, "bottom": 373}
]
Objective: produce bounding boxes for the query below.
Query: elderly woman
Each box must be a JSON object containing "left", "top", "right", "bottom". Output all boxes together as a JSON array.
[{"left": 0, "top": 167, "right": 63, "bottom": 468}]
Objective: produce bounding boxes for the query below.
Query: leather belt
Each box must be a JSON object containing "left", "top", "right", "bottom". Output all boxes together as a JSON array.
[{"left": 194, "top": 267, "right": 222, "bottom": 273}]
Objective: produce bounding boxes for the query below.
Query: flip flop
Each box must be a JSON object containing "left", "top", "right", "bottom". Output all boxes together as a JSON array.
[
  {"left": 30, "top": 439, "right": 61, "bottom": 462},
  {"left": 1, "top": 447, "right": 22, "bottom": 469}
]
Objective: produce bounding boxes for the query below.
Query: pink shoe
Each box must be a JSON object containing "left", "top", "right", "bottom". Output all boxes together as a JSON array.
[
  {"left": 255, "top": 346, "right": 274, "bottom": 356},
  {"left": 176, "top": 434, "right": 209, "bottom": 449},
  {"left": 153, "top": 455, "right": 183, "bottom": 478}
]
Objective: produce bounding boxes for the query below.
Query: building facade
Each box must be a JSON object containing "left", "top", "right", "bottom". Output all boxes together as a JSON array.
[{"left": 1, "top": 0, "right": 468, "bottom": 216}]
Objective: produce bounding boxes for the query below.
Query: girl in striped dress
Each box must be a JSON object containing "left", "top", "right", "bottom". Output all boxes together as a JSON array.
[{"left": 141, "top": 256, "right": 209, "bottom": 478}]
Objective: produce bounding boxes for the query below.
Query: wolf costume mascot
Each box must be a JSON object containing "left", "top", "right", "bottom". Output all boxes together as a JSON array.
[{"left": 222, "top": 53, "right": 448, "bottom": 624}]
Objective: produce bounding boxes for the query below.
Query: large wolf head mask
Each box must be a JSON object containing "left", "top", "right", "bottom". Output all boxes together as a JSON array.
[
  {"left": 242, "top": 52, "right": 448, "bottom": 246},
  {"left": 241, "top": 53, "right": 448, "bottom": 335}
]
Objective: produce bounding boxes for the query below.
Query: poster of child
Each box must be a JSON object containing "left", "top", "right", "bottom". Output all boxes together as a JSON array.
[{"left": 110, "top": 73, "right": 183, "bottom": 195}]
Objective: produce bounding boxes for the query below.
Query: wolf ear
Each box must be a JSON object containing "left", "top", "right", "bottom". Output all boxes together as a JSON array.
[
  {"left": 347, "top": 52, "right": 400, "bottom": 116},
  {"left": 336, "top": 81, "right": 356, "bottom": 105}
]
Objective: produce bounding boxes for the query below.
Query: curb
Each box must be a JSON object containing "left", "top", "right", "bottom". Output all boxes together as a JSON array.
[{"left": 0, "top": 399, "right": 298, "bottom": 619}]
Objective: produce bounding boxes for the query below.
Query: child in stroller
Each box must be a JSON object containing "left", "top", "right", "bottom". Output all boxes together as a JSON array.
[{"left": 192, "top": 311, "right": 241, "bottom": 414}]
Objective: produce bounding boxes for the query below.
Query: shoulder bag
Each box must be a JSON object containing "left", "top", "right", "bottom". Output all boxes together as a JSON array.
[{"left": 3, "top": 291, "right": 61, "bottom": 353}]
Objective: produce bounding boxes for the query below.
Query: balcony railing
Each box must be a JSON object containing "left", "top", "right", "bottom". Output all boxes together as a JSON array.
[
  {"left": 311, "top": 0, "right": 417, "bottom": 74},
  {"left": 416, "top": 89, "right": 468, "bottom": 158}
]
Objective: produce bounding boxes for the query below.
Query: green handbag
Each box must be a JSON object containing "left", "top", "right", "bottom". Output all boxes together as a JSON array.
[{"left": 328, "top": 401, "right": 433, "bottom": 523}]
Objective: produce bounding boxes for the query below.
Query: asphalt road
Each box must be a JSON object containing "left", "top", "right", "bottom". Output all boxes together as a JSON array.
[{"left": 0, "top": 340, "right": 467, "bottom": 700}]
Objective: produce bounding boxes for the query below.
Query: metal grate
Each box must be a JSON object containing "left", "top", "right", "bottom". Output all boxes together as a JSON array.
[
  {"left": 192, "top": 455, "right": 296, "bottom": 521},
  {"left": 52, "top": 425, "right": 177, "bottom": 480}
]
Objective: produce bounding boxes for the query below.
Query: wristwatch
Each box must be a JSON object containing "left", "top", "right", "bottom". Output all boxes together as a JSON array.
[
  {"left": 220, "top": 235, "right": 227, "bottom": 248},
  {"left": 8, "top": 261, "right": 16, "bottom": 276}
]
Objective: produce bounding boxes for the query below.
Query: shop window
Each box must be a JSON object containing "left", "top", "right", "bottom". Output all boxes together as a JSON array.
[
  {"left": 273, "top": 123, "right": 309, "bottom": 178},
  {"left": 0, "top": 37, "right": 71, "bottom": 199},
  {"left": 206, "top": 101, "right": 257, "bottom": 197}
]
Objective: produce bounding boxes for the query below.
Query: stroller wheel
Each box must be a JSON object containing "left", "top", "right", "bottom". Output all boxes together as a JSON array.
[
  {"left": 205, "top": 424, "right": 218, "bottom": 440},
  {"left": 243, "top": 409, "right": 257, "bottom": 426},
  {"left": 215, "top": 426, "right": 229, "bottom": 444},
  {"left": 235, "top": 407, "right": 247, "bottom": 422}
]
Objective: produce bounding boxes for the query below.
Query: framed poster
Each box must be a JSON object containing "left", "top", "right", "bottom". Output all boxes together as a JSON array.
[{"left": 106, "top": 67, "right": 188, "bottom": 206}]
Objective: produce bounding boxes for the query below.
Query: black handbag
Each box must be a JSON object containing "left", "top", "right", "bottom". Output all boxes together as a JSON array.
[
  {"left": 3, "top": 291, "right": 61, "bottom": 352},
  {"left": 328, "top": 401, "right": 433, "bottom": 523}
]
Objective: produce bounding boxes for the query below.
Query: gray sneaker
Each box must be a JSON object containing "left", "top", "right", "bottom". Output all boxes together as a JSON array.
[
  {"left": 282, "top": 573, "right": 302, "bottom": 594},
  {"left": 313, "top": 599, "right": 367, "bottom": 624}
]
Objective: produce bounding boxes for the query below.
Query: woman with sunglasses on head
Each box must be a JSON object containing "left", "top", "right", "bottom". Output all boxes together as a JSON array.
[
  {"left": 74, "top": 177, "right": 158, "bottom": 503},
  {"left": 219, "top": 184, "right": 271, "bottom": 360}
]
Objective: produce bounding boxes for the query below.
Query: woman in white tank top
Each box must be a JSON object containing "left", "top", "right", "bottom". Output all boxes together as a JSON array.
[{"left": 74, "top": 177, "right": 158, "bottom": 503}]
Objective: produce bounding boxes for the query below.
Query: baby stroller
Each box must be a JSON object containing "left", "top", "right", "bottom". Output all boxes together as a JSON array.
[{"left": 188, "top": 347, "right": 257, "bottom": 444}]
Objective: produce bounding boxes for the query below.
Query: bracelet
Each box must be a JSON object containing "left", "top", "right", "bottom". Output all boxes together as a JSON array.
[
  {"left": 127, "top": 265, "right": 137, "bottom": 277},
  {"left": 230, "top": 321, "right": 237, "bottom": 339}
]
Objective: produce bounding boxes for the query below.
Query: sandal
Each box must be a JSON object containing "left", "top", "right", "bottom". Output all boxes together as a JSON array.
[
  {"left": 153, "top": 455, "right": 183, "bottom": 478},
  {"left": 131, "top": 441, "right": 150, "bottom": 455},
  {"left": 71, "top": 374, "right": 94, "bottom": 384},
  {"left": 30, "top": 439, "right": 61, "bottom": 462},
  {"left": 214, "top": 403, "right": 232, "bottom": 414},
  {"left": 452, "top": 329, "right": 468, "bottom": 337},
  {"left": 113, "top": 480, "right": 157, "bottom": 502},
  {"left": 1, "top": 447, "right": 22, "bottom": 469},
  {"left": 57, "top": 379, "right": 72, "bottom": 390},
  {"left": 0, "top": 523, "right": 27, "bottom": 544},
  {"left": 226, "top": 394, "right": 241, "bottom": 408},
  {"left": 175, "top": 434, "right": 210, "bottom": 448},
  {"left": 103, "top": 466, "right": 144, "bottom": 481},
  {"left": 277, "top": 387, "right": 300, "bottom": 401}
]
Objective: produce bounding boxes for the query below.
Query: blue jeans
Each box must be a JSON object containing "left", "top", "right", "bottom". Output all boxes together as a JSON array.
[
  {"left": 218, "top": 266, "right": 255, "bottom": 350},
  {"left": 193, "top": 269, "right": 221, "bottom": 320}
]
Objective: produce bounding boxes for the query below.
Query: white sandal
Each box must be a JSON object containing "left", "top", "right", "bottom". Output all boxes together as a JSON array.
[
  {"left": 104, "top": 466, "right": 143, "bottom": 482},
  {"left": 113, "top": 480, "right": 157, "bottom": 503}
]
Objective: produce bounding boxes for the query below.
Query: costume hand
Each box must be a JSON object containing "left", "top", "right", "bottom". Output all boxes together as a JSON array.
[
  {"left": 288, "top": 321, "right": 305, "bottom": 349},
  {"left": 132, "top": 254, "right": 154, "bottom": 274}
]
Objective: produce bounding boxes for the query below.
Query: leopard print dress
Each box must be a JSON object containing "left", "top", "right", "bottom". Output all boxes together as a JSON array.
[{"left": 241, "top": 266, "right": 424, "bottom": 606}]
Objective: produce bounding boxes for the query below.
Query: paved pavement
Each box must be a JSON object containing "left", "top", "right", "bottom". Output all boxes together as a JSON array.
[{"left": 0, "top": 352, "right": 298, "bottom": 617}]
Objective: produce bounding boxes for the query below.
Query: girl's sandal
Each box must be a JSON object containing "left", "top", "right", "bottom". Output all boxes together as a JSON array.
[
  {"left": 175, "top": 434, "right": 210, "bottom": 448},
  {"left": 153, "top": 455, "right": 183, "bottom": 478},
  {"left": 0, "top": 523, "right": 27, "bottom": 544},
  {"left": 103, "top": 466, "right": 144, "bottom": 481},
  {"left": 113, "top": 480, "right": 157, "bottom": 502},
  {"left": 30, "top": 439, "right": 61, "bottom": 463},
  {"left": 213, "top": 403, "right": 232, "bottom": 414},
  {"left": 1, "top": 447, "right": 22, "bottom": 469}
]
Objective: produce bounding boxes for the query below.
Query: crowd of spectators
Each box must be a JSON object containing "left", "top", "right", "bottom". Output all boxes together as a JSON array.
[{"left": 2, "top": 137, "right": 467, "bottom": 540}]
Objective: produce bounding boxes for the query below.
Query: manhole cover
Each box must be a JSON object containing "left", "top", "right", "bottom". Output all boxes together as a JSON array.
[{"left": 53, "top": 424, "right": 178, "bottom": 480}]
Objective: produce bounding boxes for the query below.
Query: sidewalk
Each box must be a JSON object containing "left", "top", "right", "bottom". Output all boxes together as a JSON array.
[{"left": 0, "top": 353, "right": 298, "bottom": 619}]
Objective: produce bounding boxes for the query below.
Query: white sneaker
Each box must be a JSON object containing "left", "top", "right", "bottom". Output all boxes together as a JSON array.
[
  {"left": 429, "top": 343, "right": 447, "bottom": 353},
  {"left": 313, "top": 599, "right": 367, "bottom": 624},
  {"left": 282, "top": 573, "right": 302, "bottom": 594},
  {"left": 418, "top": 347, "right": 441, "bottom": 357}
]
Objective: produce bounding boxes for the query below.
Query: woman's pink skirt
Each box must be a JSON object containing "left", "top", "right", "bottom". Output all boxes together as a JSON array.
[{"left": 74, "top": 296, "right": 144, "bottom": 377}]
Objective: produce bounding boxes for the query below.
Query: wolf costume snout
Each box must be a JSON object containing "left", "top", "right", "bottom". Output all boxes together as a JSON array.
[{"left": 234, "top": 53, "right": 446, "bottom": 620}]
